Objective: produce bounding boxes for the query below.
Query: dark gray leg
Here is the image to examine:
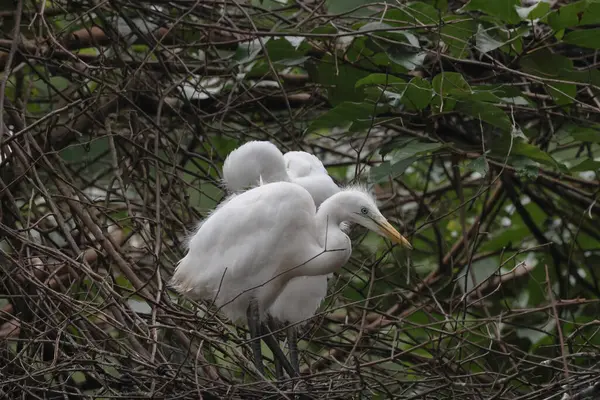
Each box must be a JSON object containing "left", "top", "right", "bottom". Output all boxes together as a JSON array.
[
  {"left": 267, "top": 318, "right": 284, "bottom": 380},
  {"left": 287, "top": 325, "right": 300, "bottom": 376},
  {"left": 246, "top": 300, "right": 264, "bottom": 376},
  {"left": 262, "top": 324, "right": 298, "bottom": 378}
]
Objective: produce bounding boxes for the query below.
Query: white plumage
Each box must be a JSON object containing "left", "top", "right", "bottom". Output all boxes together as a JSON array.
[
  {"left": 171, "top": 181, "right": 410, "bottom": 321},
  {"left": 222, "top": 141, "right": 289, "bottom": 191},
  {"left": 170, "top": 141, "right": 412, "bottom": 375},
  {"left": 172, "top": 181, "right": 321, "bottom": 322},
  {"left": 222, "top": 141, "right": 339, "bottom": 325}
]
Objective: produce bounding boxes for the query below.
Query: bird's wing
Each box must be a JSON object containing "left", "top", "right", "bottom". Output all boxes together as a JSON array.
[{"left": 170, "top": 182, "right": 317, "bottom": 320}]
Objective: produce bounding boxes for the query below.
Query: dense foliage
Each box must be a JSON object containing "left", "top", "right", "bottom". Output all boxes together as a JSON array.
[{"left": 1, "top": 0, "right": 600, "bottom": 398}]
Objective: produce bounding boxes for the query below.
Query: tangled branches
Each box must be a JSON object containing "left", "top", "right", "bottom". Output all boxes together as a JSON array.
[{"left": 1, "top": 0, "right": 600, "bottom": 398}]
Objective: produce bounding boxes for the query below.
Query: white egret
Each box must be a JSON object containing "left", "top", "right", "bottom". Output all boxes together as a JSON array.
[
  {"left": 222, "top": 141, "right": 340, "bottom": 202},
  {"left": 223, "top": 141, "right": 341, "bottom": 375},
  {"left": 170, "top": 180, "right": 412, "bottom": 376}
]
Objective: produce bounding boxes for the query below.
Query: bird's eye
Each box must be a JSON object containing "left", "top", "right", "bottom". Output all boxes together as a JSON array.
[{"left": 360, "top": 207, "right": 369, "bottom": 215}]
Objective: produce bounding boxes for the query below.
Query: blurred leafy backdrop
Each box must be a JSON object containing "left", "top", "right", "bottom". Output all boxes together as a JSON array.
[{"left": 1, "top": 0, "right": 600, "bottom": 398}]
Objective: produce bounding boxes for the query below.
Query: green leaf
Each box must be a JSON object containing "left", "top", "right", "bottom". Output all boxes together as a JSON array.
[
  {"left": 431, "top": 72, "right": 471, "bottom": 112},
  {"left": 388, "top": 140, "right": 443, "bottom": 160},
  {"left": 547, "top": 84, "right": 577, "bottom": 106},
  {"left": 512, "top": 142, "right": 556, "bottom": 166},
  {"left": 76, "top": 47, "right": 99, "bottom": 56},
  {"left": 520, "top": 49, "right": 574, "bottom": 77},
  {"left": 358, "top": 21, "right": 391, "bottom": 33},
  {"left": 370, "top": 157, "right": 417, "bottom": 183},
  {"left": 355, "top": 73, "right": 407, "bottom": 89},
  {"left": 547, "top": 0, "right": 595, "bottom": 31},
  {"left": 520, "top": 49, "right": 577, "bottom": 105},
  {"left": 379, "top": 136, "right": 419, "bottom": 157},
  {"left": 515, "top": 1, "right": 551, "bottom": 20},
  {"left": 441, "top": 17, "right": 476, "bottom": 58},
  {"left": 579, "top": 2, "right": 600, "bottom": 26},
  {"left": 571, "top": 128, "right": 600, "bottom": 143},
  {"left": 401, "top": 76, "right": 433, "bottom": 110},
  {"left": 466, "top": 155, "right": 490, "bottom": 176},
  {"left": 346, "top": 36, "right": 375, "bottom": 63},
  {"left": 388, "top": 47, "right": 427, "bottom": 70},
  {"left": 480, "top": 224, "right": 529, "bottom": 252},
  {"left": 234, "top": 38, "right": 269, "bottom": 64},
  {"left": 554, "top": 124, "right": 600, "bottom": 144},
  {"left": 515, "top": 163, "right": 540, "bottom": 180},
  {"left": 491, "top": 131, "right": 567, "bottom": 171},
  {"left": 307, "top": 102, "right": 384, "bottom": 134},
  {"left": 498, "top": 25, "right": 529, "bottom": 55},
  {"left": 569, "top": 158, "right": 600, "bottom": 172},
  {"left": 457, "top": 89, "right": 503, "bottom": 103},
  {"left": 311, "top": 25, "right": 339, "bottom": 35},
  {"left": 356, "top": 22, "right": 418, "bottom": 43},
  {"left": 371, "top": 139, "right": 443, "bottom": 182},
  {"left": 265, "top": 37, "right": 309, "bottom": 63},
  {"left": 307, "top": 54, "right": 371, "bottom": 105},
  {"left": 460, "top": 0, "right": 521, "bottom": 24},
  {"left": 563, "top": 67, "right": 600, "bottom": 88},
  {"left": 356, "top": 22, "right": 423, "bottom": 47},
  {"left": 475, "top": 24, "right": 505, "bottom": 53},
  {"left": 563, "top": 28, "right": 600, "bottom": 49},
  {"left": 326, "top": 0, "right": 377, "bottom": 16},
  {"left": 456, "top": 100, "right": 512, "bottom": 131},
  {"left": 383, "top": 2, "right": 440, "bottom": 26},
  {"left": 426, "top": 0, "right": 448, "bottom": 12}
]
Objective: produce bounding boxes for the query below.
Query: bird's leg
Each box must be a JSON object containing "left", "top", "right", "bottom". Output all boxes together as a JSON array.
[
  {"left": 287, "top": 325, "right": 300, "bottom": 376},
  {"left": 246, "top": 300, "right": 264, "bottom": 376},
  {"left": 262, "top": 324, "right": 298, "bottom": 378},
  {"left": 267, "top": 318, "right": 284, "bottom": 380}
]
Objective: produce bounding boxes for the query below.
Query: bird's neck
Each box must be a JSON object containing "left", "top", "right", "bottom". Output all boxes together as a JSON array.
[
  {"left": 315, "top": 198, "right": 346, "bottom": 241},
  {"left": 295, "top": 199, "right": 351, "bottom": 277}
]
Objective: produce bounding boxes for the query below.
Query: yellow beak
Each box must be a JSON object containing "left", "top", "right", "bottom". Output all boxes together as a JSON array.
[{"left": 377, "top": 219, "right": 413, "bottom": 249}]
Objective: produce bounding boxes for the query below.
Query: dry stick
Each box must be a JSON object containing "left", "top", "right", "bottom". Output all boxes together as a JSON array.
[
  {"left": 150, "top": 90, "right": 165, "bottom": 397},
  {"left": 452, "top": 155, "right": 478, "bottom": 298},
  {"left": 10, "top": 141, "right": 154, "bottom": 362},
  {"left": 502, "top": 175, "right": 569, "bottom": 299},
  {"left": 64, "top": 191, "right": 221, "bottom": 380},
  {"left": 0, "top": 229, "right": 125, "bottom": 339},
  {"left": 343, "top": 262, "right": 377, "bottom": 367},
  {"left": 0, "top": 0, "right": 22, "bottom": 163},
  {"left": 442, "top": 182, "right": 504, "bottom": 266},
  {"left": 464, "top": 258, "right": 537, "bottom": 303},
  {"left": 545, "top": 263, "right": 570, "bottom": 386},
  {"left": 35, "top": 141, "right": 221, "bottom": 381},
  {"left": 16, "top": 132, "right": 153, "bottom": 355}
]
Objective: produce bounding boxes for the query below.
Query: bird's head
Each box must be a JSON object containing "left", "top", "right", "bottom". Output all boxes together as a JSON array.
[{"left": 328, "top": 188, "right": 412, "bottom": 249}]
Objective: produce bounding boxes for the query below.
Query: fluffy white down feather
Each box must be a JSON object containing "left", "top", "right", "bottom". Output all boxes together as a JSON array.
[
  {"left": 201, "top": 141, "right": 342, "bottom": 325},
  {"left": 268, "top": 150, "right": 339, "bottom": 325},
  {"left": 222, "top": 141, "right": 290, "bottom": 191},
  {"left": 171, "top": 182, "right": 320, "bottom": 323}
]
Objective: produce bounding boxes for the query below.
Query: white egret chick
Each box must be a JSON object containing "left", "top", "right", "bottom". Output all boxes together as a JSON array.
[
  {"left": 223, "top": 142, "right": 340, "bottom": 325},
  {"left": 282, "top": 150, "right": 340, "bottom": 207},
  {"left": 223, "top": 141, "right": 340, "bottom": 375},
  {"left": 170, "top": 181, "right": 412, "bottom": 375}
]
